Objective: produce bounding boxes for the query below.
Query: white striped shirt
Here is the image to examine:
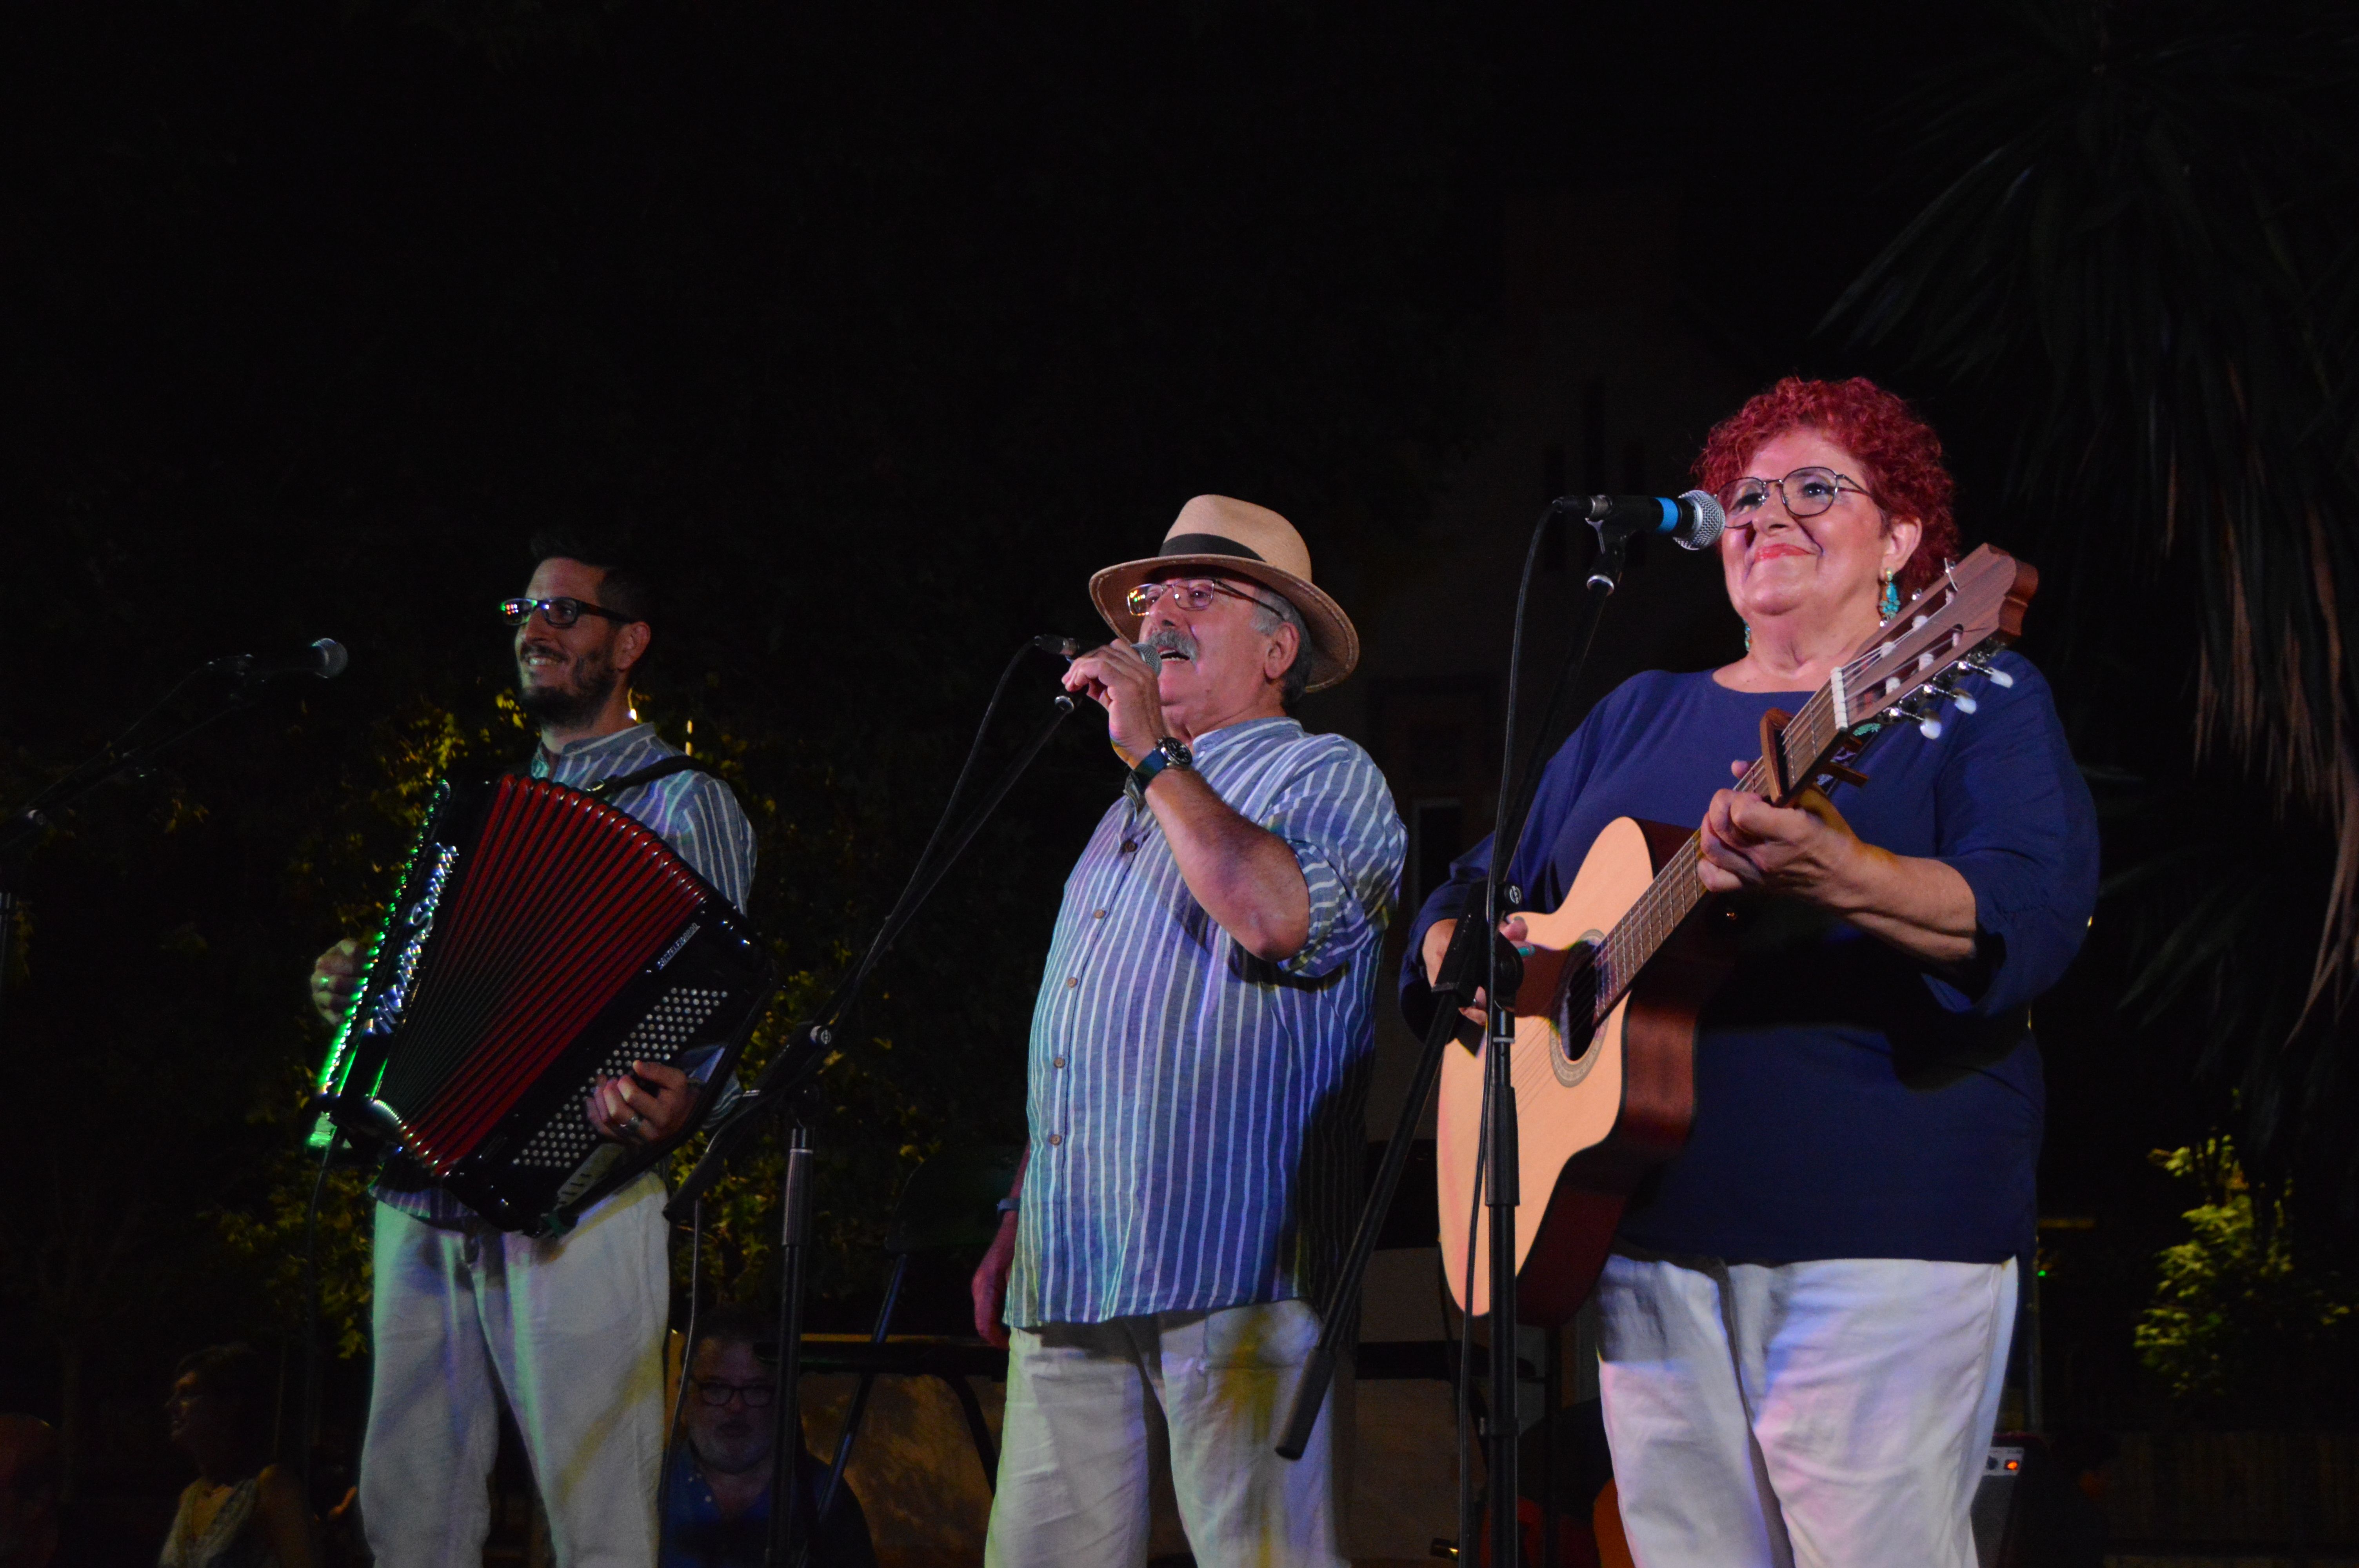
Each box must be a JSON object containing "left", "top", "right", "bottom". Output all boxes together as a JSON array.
[
  {"left": 1006, "top": 716, "right": 1405, "bottom": 1327},
  {"left": 377, "top": 722, "right": 757, "bottom": 1225}
]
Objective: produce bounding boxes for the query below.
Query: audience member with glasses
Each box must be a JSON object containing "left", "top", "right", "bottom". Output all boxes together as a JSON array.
[
  {"left": 305, "top": 532, "right": 760, "bottom": 1568},
  {"left": 663, "top": 1307, "right": 874, "bottom": 1568},
  {"left": 1405, "top": 377, "right": 2097, "bottom": 1568}
]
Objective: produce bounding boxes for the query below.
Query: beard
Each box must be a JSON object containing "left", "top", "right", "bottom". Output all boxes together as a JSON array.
[
  {"left": 516, "top": 641, "right": 622, "bottom": 729},
  {"left": 687, "top": 1416, "right": 771, "bottom": 1478}
]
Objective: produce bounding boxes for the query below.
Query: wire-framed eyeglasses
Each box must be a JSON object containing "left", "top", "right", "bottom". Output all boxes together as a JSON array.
[
  {"left": 1124, "top": 578, "right": 1280, "bottom": 617},
  {"left": 1717, "top": 467, "right": 1879, "bottom": 522},
  {"left": 499, "top": 596, "right": 637, "bottom": 630},
  {"left": 691, "top": 1378, "right": 776, "bottom": 1408}
]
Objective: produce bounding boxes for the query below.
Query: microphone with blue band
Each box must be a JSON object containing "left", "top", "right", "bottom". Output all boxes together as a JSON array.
[{"left": 1571, "top": 490, "right": 1726, "bottom": 552}]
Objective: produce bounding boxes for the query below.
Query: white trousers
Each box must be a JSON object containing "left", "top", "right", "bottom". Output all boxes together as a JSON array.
[
  {"left": 984, "top": 1299, "right": 1349, "bottom": 1568},
  {"left": 1596, "top": 1252, "right": 2016, "bottom": 1568},
  {"left": 361, "top": 1176, "right": 670, "bottom": 1568}
]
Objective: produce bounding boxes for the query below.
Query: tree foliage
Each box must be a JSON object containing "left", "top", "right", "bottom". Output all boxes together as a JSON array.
[
  {"left": 1825, "top": 0, "right": 2359, "bottom": 1201},
  {"left": 2137, "top": 1138, "right": 2359, "bottom": 1425}
]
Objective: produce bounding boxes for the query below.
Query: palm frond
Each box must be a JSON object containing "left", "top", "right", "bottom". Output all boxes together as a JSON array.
[{"left": 1827, "top": 0, "right": 2359, "bottom": 1177}]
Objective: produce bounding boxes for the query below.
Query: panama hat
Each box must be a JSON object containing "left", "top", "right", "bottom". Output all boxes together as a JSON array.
[{"left": 1087, "top": 495, "right": 1360, "bottom": 694}]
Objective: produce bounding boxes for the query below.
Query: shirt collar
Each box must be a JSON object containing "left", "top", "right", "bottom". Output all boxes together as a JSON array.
[
  {"left": 536, "top": 722, "right": 656, "bottom": 775},
  {"left": 1186, "top": 714, "right": 1299, "bottom": 762}
]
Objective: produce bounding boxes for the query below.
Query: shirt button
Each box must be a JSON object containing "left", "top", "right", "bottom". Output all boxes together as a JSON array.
[
  {"left": 1092, "top": 909, "right": 1107, "bottom": 920},
  {"left": 1045, "top": 1132, "right": 1063, "bottom": 1146},
  {"left": 1065, "top": 976, "right": 1079, "bottom": 989},
  {"left": 1051, "top": 1056, "right": 1066, "bottom": 1069}
]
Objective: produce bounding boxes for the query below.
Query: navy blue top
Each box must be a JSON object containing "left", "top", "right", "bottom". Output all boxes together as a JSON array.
[
  {"left": 1399, "top": 653, "right": 2098, "bottom": 1264},
  {"left": 660, "top": 1445, "right": 874, "bottom": 1568}
]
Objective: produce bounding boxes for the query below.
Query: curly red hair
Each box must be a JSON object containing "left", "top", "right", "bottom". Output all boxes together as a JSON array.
[{"left": 1691, "top": 376, "right": 1960, "bottom": 597}]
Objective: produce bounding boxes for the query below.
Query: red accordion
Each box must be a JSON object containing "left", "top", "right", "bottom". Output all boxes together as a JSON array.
[{"left": 311, "top": 771, "right": 774, "bottom": 1234}]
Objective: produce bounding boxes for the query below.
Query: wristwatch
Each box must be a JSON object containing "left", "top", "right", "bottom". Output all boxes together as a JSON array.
[{"left": 1125, "top": 736, "right": 1194, "bottom": 806}]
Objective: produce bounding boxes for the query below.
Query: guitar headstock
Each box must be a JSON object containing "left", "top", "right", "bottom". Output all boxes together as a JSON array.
[{"left": 1832, "top": 545, "right": 2039, "bottom": 739}]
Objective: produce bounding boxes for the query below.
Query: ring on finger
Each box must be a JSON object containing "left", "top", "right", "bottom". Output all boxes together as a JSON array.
[{"left": 620, "top": 1112, "right": 645, "bottom": 1137}]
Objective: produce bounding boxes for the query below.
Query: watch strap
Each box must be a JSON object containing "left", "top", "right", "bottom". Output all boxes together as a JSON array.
[{"left": 1124, "top": 738, "right": 1191, "bottom": 806}]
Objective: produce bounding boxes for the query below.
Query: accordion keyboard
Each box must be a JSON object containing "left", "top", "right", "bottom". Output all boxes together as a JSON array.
[{"left": 515, "top": 985, "right": 731, "bottom": 1169}]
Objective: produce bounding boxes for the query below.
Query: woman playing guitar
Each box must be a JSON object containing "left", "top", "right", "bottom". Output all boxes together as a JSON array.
[{"left": 1403, "top": 377, "right": 2099, "bottom": 1568}]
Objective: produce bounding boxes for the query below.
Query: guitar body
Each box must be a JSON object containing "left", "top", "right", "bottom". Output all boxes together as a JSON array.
[{"left": 1436, "top": 817, "right": 1736, "bottom": 1324}]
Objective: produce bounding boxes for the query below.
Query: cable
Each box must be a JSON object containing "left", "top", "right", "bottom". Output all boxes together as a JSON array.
[
  {"left": 666, "top": 640, "right": 1074, "bottom": 1222},
  {"left": 826, "top": 640, "right": 1046, "bottom": 1024},
  {"left": 656, "top": 1197, "right": 703, "bottom": 1551},
  {"left": 1456, "top": 1131, "right": 1488, "bottom": 1558},
  {"left": 298, "top": 1135, "right": 336, "bottom": 1500},
  {"left": 1462, "top": 504, "right": 1626, "bottom": 1565}
]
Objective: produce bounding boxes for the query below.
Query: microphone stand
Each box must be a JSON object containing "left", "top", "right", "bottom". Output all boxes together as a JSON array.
[
  {"left": 664, "top": 650, "right": 1075, "bottom": 1568},
  {"left": 1276, "top": 506, "right": 1636, "bottom": 1568},
  {"left": 0, "top": 660, "right": 330, "bottom": 1045}
]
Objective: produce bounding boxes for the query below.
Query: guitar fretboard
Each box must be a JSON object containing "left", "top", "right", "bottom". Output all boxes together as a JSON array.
[{"left": 1579, "top": 682, "right": 1848, "bottom": 1029}]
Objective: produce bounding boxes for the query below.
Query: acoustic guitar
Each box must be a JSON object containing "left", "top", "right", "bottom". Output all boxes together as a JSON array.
[{"left": 1436, "top": 544, "right": 2039, "bottom": 1322}]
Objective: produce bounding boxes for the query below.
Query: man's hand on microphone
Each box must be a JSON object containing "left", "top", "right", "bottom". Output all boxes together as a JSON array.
[{"left": 1063, "top": 641, "right": 1168, "bottom": 765}]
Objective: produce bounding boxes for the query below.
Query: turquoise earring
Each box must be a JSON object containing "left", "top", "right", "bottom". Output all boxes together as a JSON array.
[
  {"left": 1880, "top": 570, "right": 1901, "bottom": 619},
  {"left": 1742, "top": 622, "right": 1752, "bottom": 651}
]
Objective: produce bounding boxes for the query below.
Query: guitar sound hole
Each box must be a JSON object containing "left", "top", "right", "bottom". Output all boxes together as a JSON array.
[{"left": 1550, "top": 936, "right": 1607, "bottom": 1088}]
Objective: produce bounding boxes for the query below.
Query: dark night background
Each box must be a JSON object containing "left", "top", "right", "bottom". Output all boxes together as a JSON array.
[{"left": 4, "top": 0, "right": 2356, "bottom": 1548}]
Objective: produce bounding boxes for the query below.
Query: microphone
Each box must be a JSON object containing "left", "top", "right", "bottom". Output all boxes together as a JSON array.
[
  {"left": 1033, "top": 635, "right": 1166, "bottom": 675},
  {"left": 212, "top": 638, "right": 350, "bottom": 683},
  {"left": 1572, "top": 490, "right": 1726, "bottom": 551}
]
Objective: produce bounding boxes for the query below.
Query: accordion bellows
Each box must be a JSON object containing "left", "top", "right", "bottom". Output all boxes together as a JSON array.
[{"left": 313, "top": 772, "right": 774, "bottom": 1234}]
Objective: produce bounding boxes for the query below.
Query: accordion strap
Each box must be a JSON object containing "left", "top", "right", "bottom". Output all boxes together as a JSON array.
[
  {"left": 582, "top": 753, "right": 712, "bottom": 800},
  {"left": 498, "top": 749, "right": 713, "bottom": 799}
]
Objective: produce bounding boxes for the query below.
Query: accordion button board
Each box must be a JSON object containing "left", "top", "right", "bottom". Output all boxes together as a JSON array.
[{"left": 310, "top": 771, "right": 777, "bottom": 1235}]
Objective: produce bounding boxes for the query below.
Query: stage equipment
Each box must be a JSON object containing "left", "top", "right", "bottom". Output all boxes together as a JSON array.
[
  {"left": 309, "top": 771, "right": 776, "bottom": 1235},
  {"left": 1572, "top": 490, "right": 1727, "bottom": 555},
  {"left": 665, "top": 635, "right": 1078, "bottom": 1568},
  {"left": 1277, "top": 499, "right": 1659, "bottom": 1568},
  {"left": 211, "top": 636, "right": 351, "bottom": 684}
]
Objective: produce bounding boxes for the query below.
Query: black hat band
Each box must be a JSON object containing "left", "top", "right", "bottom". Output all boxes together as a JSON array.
[{"left": 1158, "top": 534, "right": 1266, "bottom": 563}]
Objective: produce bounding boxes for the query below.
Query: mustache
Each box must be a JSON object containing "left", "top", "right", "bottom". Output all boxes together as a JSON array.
[{"left": 1143, "top": 626, "right": 1198, "bottom": 661}]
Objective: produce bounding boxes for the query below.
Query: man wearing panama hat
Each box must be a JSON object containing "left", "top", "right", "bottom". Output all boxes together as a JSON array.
[{"left": 972, "top": 496, "right": 1405, "bottom": 1566}]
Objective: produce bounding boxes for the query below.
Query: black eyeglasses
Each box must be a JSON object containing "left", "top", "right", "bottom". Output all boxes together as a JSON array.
[
  {"left": 692, "top": 1378, "right": 776, "bottom": 1408},
  {"left": 499, "top": 596, "right": 637, "bottom": 629},
  {"left": 1717, "top": 467, "right": 1879, "bottom": 522}
]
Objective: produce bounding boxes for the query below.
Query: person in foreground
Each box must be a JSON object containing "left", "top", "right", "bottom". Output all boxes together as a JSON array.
[
  {"left": 662, "top": 1307, "right": 875, "bottom": 1568},
  {"left": 1404, "top": 377, "right": 2099, "bottom": 1568},
  {"left": 971, "top": 496, "right": 1405, "bottom": 1568},
  {"left": 161, "top": 1345, "right": 314, "bottom": 1568},
  {"left": 308, "top": 534, "right": 756, "bottom": 1568}
]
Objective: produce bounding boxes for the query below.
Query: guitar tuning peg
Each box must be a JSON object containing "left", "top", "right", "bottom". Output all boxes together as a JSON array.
[
  {"left": 1963, "top": 653, "right": 2016, "bottom": 689},
  {"left": 1951, "top": 693, "right": 1978, "bottom": 715},
  {"left": 1918, "top": 715, "right": 1945, "bottom": 740}
]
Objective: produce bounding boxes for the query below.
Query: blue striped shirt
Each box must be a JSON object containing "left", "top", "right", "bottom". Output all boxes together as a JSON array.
[
  {"left": 378, "top": 722, "right": 758, "bottom": 1225},
  {"left": 1006, "top": 716, "right": 1406, "bottom": 1328}
]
